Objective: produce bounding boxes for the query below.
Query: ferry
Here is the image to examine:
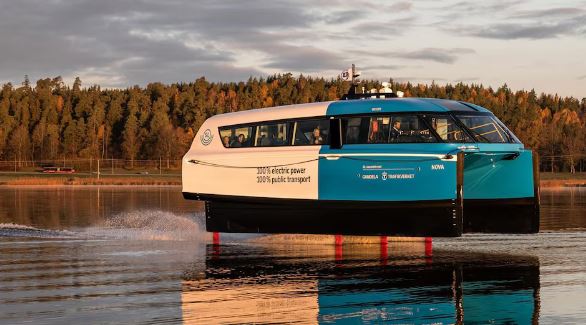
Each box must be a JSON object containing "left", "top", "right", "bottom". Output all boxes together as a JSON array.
[{"left": 182, "top": 88, "right": 540, "bottom": 237}]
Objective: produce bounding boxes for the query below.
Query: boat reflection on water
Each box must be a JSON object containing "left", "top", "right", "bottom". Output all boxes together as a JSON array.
[{"left": 181, "top": 240, "right": 540, "bottom": 324}]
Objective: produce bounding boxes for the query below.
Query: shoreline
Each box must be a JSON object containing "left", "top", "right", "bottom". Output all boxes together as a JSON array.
[
  {"left": 0, "top": 184, "right": 182, "bottom": 188},
  {"left": 540, "top": 180, "right": 586, "bottom": 188},
  {"left": 0, "top": 177, "right": 584, "bottom": 188},
  {"left": 0, "top": 174, "right": 181, "bottom": 186}
]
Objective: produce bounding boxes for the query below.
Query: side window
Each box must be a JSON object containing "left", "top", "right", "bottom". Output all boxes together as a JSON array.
[
  {"left": 425, "top": 115, "right": 473, "bottom": 143},
  {"left": 219, "top": 129, "right": 231, "bottom": 148},
  {"left": 293, "top": 119, "right": 329, "bottom": 145},
  {"left": 344, "top": 117, "right": 365, "bottom": 144},
  {"left": 368, "top": 116, "right": 391, "bottom": 144},
  {"left": 390, "top": 116, "right": 436, "bottom": 143},
  {"left": 254, "top": 122, "right": 289, "bottom": 147},
  {"left": 219, "top": 126, "right": 253, "bottom": 148},
  {"left": 343, "top": 115, "right": 437, "bottom": 144}
]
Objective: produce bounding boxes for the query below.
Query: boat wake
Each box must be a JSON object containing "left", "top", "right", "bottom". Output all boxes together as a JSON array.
[
  {"left": 0, "top": 223, "right": 76, "bottom": 238},
  {"left": 84, "top": 210, "right": 207, "bottom": 241},
  {"left": 0, "top": 210, "right": 207, "bottom": 242}
]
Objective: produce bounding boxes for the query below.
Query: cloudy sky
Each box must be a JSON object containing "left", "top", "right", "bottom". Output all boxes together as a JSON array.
[{"left": 0, "top": 0, "right": 585, "bottom": 97}]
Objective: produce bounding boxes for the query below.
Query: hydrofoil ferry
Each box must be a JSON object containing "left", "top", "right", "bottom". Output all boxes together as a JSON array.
[{"left": 182, "top": 87, "right": 539, "bottom": 237}]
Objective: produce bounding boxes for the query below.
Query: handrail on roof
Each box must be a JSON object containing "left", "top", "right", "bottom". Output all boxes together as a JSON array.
[{"left": 341, "top": 92, "right": 399, "bottom": 100}]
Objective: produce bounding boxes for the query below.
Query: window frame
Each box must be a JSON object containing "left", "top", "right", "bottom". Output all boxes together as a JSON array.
[
  {"left": 253, "top": 122, "right": 291, "bottom": 147},
  {"left": 453, "top": 114, "right": 517, "bottom": 144},
  {"left": 291, "top": 118, "right": 331, "bottom": 146},
  {"left": 218, "top": 116, "right": 332, "bottom": 148},
  {"left": 219, "top": 125, "right": 255, "bottom": 148},
  {"left": 422, "top": 114, "right": 474, "bottom": 143}
]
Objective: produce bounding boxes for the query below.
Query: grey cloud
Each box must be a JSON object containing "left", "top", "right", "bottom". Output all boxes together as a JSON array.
[
  {"left": 397, "top": 48, "right": 474, "bottom": 64},
  {"left": 443, "top": 0, "right": 525, "bottom": 14},
  {"left": 388, "top": 2, "right": 413, "bottom": 12},
  {"left": 458, "top": 18, "right": 586, "bottom": 39},
  {"left": 352, "top": 16, "right": 417, "bottom": 36},
  {"left": 511, "top": 7, "right": 584, "bottom": 19},
  {"left": 262, "top": 45, "right": 347, "bottom": 72},
  {"left": 347, "top": 47, "right": 474, "bottom": 64},
  {"left": 125, "top": 62, "right": 265, "bottom": 86},
  {"left": 0, "top": 0, "right": 322, "bottom": 87},
  {"left": 324, "top": 10, "right": 368, "bottom": 24},
  {"left": 1, "top": 0, "right": 583, "bottom": 90},
  {"left": 442, "top": 3, "right": 586, "bottom": 40},
  {"left": 393, "top": 77, "right": 448, "bottom": 83},
  {"left": 435, "top": 0, "right": 525, "bottom": 21},
  {"left": 362, "top": 65, "right": 403, "bottom": 70}
]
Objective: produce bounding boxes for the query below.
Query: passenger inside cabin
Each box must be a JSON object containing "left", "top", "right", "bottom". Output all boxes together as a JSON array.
[
  {"left": 230, "top": 134, "right": 246, "bottom": 147},
  {"left": 260, "top": 134, "right": 272, "bottom": 146},
  {"left": 311, "top": 127, "right": 324, "bottom": 144},
  {"left": 238, "top": 134, "right": 246, "bottom": 146},
  {"left": 275, "top": 136, "right": 286, "bottom": 145},
  {"left": 222, "top": 136, "right": 230, "bottom": 147},
  {"left": 390, "top": 120, "right": 401, "bottom": 141},
  {"left": 368, "top": 120, "right": 386, "bottom": 143}
]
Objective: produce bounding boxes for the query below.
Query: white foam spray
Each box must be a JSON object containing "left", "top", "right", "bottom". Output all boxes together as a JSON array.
[
  {"left": 1, "top": 210, "right": 207, "bottom": 242},
  {"left": 83, "top": 210, "right": 207, "bottom": 241}
]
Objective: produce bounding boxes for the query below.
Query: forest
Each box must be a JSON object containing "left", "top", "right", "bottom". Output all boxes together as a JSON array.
[{"left": 0, "top": 74, "right": 584, "bottom": 172}]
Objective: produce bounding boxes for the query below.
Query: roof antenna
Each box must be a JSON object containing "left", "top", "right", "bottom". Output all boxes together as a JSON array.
[
  {"left": 341, "top": 64, "right": 361, "bottom": 99},
  {"left": 341, "top": 64, "right": 400, "bottom": 100}
]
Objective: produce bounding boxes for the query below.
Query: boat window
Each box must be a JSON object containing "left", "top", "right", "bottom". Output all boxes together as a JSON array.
[
  {"left": 424, "top": 115, "right": 473, "bottom": 143},
  {"left": 293, "top": 119, "right": 329, "bottom": 145},
  {"left": 456, "top": 115, "right": 512, "bottom": 143},
  {"left": 343, "top": 115, "right": 437, "bottom": 144},
  {"left": 219, "top": 126, "right": 253, "bottom": 148},
  {"left": 344, "top": 117, "right": 367, "bottom": 144},
  {"left": 254, "top": 122, "right": 289, "bottom": 147}
]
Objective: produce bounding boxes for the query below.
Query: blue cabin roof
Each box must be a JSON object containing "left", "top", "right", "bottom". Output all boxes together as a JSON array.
[{"left": 326, "top": 98, "right": 491, "bottom": 116}]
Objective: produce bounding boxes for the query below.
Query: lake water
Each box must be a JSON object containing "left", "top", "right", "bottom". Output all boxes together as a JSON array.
[{"left": 0, "top": 186, "right": 585, "bottom": 324}]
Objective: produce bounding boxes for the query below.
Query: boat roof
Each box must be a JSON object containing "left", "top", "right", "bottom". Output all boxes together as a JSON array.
[
  {"left": 326, "top": 98, "right": 492, "bottom": 115},
  {"left": 206, "top": 98, "right": 492, "bottom": 126}
]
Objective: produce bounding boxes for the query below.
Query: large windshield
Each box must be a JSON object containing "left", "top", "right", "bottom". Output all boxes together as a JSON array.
[{"left": 455, "top": 115, "right": 517, "bottom": 143}]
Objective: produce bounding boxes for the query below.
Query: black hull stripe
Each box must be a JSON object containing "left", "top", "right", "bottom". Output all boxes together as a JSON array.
[{"left": 184, "top": 193, "right": 538, "bottom": 236}]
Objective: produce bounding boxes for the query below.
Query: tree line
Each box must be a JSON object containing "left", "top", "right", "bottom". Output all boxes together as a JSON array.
[{"left": 0, "top": 74, "right": 584, "bottom": 172}]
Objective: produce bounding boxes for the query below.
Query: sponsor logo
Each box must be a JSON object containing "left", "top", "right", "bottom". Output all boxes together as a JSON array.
[
  {"left": 431, "top": 164, "right": 445, "bottom": 170},
  {"left": 382, "top": 171, "right": 388, "bottom": 180},
  {"left": 200, "top": 129, "right": 213, "bottom": 146}
]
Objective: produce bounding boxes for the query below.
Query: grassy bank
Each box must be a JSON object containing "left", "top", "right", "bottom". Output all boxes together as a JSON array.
[{"left": 0, "top": 172, "right": 584, "bottom": 187}]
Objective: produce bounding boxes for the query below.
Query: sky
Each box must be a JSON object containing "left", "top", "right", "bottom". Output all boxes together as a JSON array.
[{"left": 0, "top": 0, "right": 585, "bottom": 98}]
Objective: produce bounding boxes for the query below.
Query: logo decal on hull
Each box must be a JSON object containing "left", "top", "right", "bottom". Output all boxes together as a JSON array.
[{"left": 200, "top": 129, "right": 213, "bottom": 146}]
